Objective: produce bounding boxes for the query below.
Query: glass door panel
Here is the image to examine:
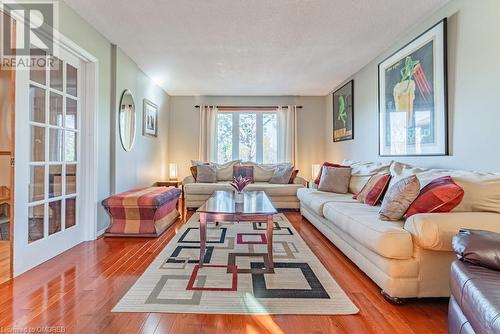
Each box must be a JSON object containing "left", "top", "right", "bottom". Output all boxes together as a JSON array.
[{"left": 25, "top": 49, "right": 80, "bottom": 244}]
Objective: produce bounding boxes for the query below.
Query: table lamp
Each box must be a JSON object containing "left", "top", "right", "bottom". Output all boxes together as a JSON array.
[
  {"left": 169, "top": 163, "right": 178, "bottom": 181},
  {"left": 311, "top": 164, "right": 321, "bottom": 180}
]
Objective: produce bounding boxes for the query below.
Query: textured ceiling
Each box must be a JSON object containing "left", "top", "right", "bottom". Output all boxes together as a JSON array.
[{"left": 63, "top": 0, "right": 449, "bottom": 96}]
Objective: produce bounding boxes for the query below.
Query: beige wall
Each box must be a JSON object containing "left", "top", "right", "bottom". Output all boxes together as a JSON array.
[
  {"left": 113, "top": 48, "right": 170, "bottom": 193},
  {"left": 324, "top": 0, "right": 500, "bottom": 172},
  {"left": 56, "top": 2, "right": 171, "bottom": 230},
  {"left": 168, "top": 96, "right": 325, "bottom": 180}
]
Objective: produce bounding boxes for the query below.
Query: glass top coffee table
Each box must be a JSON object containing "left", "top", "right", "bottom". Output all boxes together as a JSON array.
[{"left": 197, "top": 191, "right": 278, "bottom": 269}]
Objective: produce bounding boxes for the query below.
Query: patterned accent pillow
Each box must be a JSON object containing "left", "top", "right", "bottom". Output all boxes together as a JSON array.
[
  {"left": 196, "top": 165, "right": 217, "bottom": 183},
  {"left": 354, "top": 173, "right": 391, "bottom": 206},
  {"left": 318, "top": 166, "right": 352, "bottom": 193},
  {"left": 288, "top": 169, "right": 299, "bottom": 184},
  {"left": 379, "top": 175, "right": 420, "bottom": 221},
  {"left": 269, "top": 165, "right": 294, "bottom": 184},
  {"left": 233, "top": 165, "right": 254, "bottom": 183},
  {"left": 404, "top": 176, "right": 464, "bottom": 218},
  {"left": 314, "top": 162, "right": 350, "bottom": 185}
]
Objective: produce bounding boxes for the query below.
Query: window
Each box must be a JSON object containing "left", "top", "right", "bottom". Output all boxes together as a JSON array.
[{"left": 216, "top": 112, "right": 277, "bottom": 163}]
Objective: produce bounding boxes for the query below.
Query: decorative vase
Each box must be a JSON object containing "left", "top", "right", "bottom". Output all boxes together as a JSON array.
[{"left": 234, "top": 191, "right": 244, "bottom": 203}]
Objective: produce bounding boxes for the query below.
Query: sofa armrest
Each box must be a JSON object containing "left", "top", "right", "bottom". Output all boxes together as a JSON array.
[
  {"left": 293, "top": 176, "right": 307, "bottom": 187},
  {"left": 404, "top": 212, "right": 500, "bottom": 251},
  {"left": 182, "top": 175, "right": 195, "bottom": 185}
]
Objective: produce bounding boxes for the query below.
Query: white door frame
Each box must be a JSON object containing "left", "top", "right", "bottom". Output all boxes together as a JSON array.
[{"left": 13, "top": 28, "right": 99, "bottom": 276}]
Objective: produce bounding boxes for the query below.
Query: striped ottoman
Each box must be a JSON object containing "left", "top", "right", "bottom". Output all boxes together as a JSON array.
[{"left": 102, "top": 187, "right": 181, "bottom": 237}]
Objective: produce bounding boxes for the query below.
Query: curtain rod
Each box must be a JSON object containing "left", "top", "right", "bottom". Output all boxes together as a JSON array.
[{"left": 194, "top": 105, "right": 303, "bottom": 109}]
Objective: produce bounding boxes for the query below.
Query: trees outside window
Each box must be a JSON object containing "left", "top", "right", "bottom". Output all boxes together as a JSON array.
[{"left": 216, "top": 112, "right": 277, "bottom": 164}]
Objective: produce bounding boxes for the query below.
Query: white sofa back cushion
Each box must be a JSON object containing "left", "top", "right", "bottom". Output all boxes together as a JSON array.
[
  {"left": 191, "top": 160, "right": 241, "bottom": 181},
  {"left": 240, "top": 161, "right": 277, "bottom": 182},
  {"left": 342, "top": 160, "right": 392, "bottom": 194},
  {"left": 390, "top": 161, "right": 500, "bottom": 214}
]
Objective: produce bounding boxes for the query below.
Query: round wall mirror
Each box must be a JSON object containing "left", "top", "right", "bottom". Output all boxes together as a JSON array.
[{"left": 118, "top": 89, "right": 136, "bottom": 151}]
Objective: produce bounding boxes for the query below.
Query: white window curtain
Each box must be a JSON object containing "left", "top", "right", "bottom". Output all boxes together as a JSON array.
[
  {"left": 198, "top": 105, "right": 218, "bottom": 161},
  {"left": 277, "top": 105, "right": 298, "bottom": 166}
]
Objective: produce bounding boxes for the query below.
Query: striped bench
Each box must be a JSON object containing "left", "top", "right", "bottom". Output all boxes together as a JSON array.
[{"left": 102, "top": 187, "right": 181, "bottom": 237}]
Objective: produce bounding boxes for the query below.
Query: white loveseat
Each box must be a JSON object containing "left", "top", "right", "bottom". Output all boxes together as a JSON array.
[
  {"left": 298, "top": 160, "right": 500, "bottom": 301},
  {"left": 183, "top": 161, "right": 307, "bottom": 209}
]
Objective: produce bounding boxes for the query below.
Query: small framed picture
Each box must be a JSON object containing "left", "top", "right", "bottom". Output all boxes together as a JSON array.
[
  {"left": 143, "top": 99, "right": 158, "bottom": 137},
  {"left": 378, "top": 19, "right": 448, "bottom": 156},
  {"left": 333, "top": 80, "right": 354, "bottom": 142}
]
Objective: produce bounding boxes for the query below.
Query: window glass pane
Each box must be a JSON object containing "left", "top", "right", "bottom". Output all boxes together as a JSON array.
[
  {"left": 217, "top": 113, "right": 233, "bottom": 163},
  {"left": 263, "top": 113, "right": 278, "bottom": 164},
  {"left": 31, "top": 126, "right": 45, "bottom": 162},
  {"left": 50, "top": 56, "right": 63, "bottom": 91},
  {"left": 49, "top": 128, "right": 63, "bottom": 162},
  {"left": 30, "top": 49, "right": 46, "bottom": 85},
  {"left": 66, "top": 98, "right": 77, "bottom": 129},
  {"left": 28, "top": 204, "right": 44, "bottom": 243},
  {"left": 29, "top": 166, "right": 45, "bottom": 202},
  {"left": 49, "top": 165, "right": 62, "bottom": 198},
  {"left": 29, "top": 85, "right": 45, "bottom": 123},
  {"left": 66, "top": 164, "right": 77, "bottom": 194},
  {"left": 239, "top": 113, "right": 257, "bottom": 162},
  {"left": 49, "top": 92, "right": 63, "bottom": 126},
  {"left": 48, "top": 200, "right": 62, "bottom": 235},
  {"left": 65, "top": 131, "right": 77, "bottom": 162},
  {"left": 65, "top": 197, "right": 76, "bottom": 228},
  {"left": 66, "top": 63, "right": 77, "bottom": 97}
]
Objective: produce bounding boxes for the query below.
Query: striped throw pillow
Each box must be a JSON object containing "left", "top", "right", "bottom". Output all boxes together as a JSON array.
[{"left": 354, "top": 173, "right": 391, "bottom": 206}]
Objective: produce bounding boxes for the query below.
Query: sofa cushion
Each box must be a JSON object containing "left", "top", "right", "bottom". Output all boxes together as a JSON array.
[
  {"left": 318, "top": 166, "right": 352, "bottom": 194},
  {"left": 322, "top": 202, "right": 413, "bottom": 259},
  {"left": 388, "top": 161, "right": 500, "bottom": 214},
  {"left": 379, "top": 175, "right": 420, "bottom": 221},
  {"left": 196, "top": 165, "right": 217, "bottom": 183},
  {"left": 245, "top": 182, "right": 303, "bottom": 196},
  {"left": 297, "top": 188, "right": 358, "bottom": 216},
  {"left": 233, "top": 165, "right": 254, "bottom": 182},
  {"left": 269, "top": 165, "right": 294, "bottom": 184},
  {"left": 354, "top": 173, "right": 391, "bottom": 206},
  {"left": 404, "top": 176, "right": 464, "bottom": 218},
  {"left": 240, "top": 161, "right": 274, "bottom": 182},
  {"left": 184, "top": 182, "right": 233, "bottom": 195},
  {"left": 343, "top": 160, "right": 392, "bottom": 194},
  {"left": 450, "top": 261, "right": 500, "bottom": 334},
  {"left": 185, "top": 182, "right": 303, "bottom": 197}
]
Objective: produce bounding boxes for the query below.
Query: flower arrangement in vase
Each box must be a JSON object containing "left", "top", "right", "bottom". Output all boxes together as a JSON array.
[{"left": 230, "top": 176, "right": 252, "bottom": 203}]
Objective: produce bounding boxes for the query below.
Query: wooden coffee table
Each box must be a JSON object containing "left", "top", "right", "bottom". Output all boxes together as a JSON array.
[{"left": 197, "top": 191, "right": 277, "bottom": 269}]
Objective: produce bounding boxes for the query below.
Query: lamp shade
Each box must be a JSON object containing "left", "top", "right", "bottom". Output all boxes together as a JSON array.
[
  {"left": 169, "top": 163, "right": 178, "bottom": 180},
  {"left": 311, "top": 164, "right": 321, "bottom": 179}
]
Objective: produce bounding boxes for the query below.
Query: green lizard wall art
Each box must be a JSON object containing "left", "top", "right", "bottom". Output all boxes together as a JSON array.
[{"left": 337, "top": 95, "right": 347, "bottom": 128}]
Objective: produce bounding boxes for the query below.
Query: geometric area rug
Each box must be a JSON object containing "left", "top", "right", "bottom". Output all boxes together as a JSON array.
[{"left": 113, "top": 213, "right": 359, "bottom": 315}]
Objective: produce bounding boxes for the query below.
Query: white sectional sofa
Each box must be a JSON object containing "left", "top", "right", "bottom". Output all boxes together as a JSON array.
[
  {"left": 183, "top": 161, "right": 307, "bottom": 209},
  {"left": 298, "top": 160, "right": 500, "bottom": 301}
]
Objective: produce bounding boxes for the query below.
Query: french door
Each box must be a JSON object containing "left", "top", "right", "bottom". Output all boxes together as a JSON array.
[{"left": 13, "top": 46, "right": 86, "bottom": 275}]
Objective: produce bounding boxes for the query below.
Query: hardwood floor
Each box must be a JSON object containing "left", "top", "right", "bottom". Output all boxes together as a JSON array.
[
  {"left": 0, "top": 209, "right": 449, "bottom": 333},
  {"left": 0, "top": 240, "right": 10, "bottom": 284}
]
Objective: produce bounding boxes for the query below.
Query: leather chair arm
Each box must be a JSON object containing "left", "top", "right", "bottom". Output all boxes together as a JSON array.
[{"left": 452, "top": 229, "right": 500, "bottom": 271}]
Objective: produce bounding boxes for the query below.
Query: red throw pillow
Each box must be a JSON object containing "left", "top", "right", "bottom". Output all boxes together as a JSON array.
[
  {"left": 404, "top": 176, "right": 464, "bottom": 218},
  {"left": 354, "top": 173, "right": 391, "bottom": 206},
  {"left": 233, "top": 165, "right": 254, "bottom": 183},
  {"left": 314, "top": 162, "right": 350, "bottom": 185}
]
